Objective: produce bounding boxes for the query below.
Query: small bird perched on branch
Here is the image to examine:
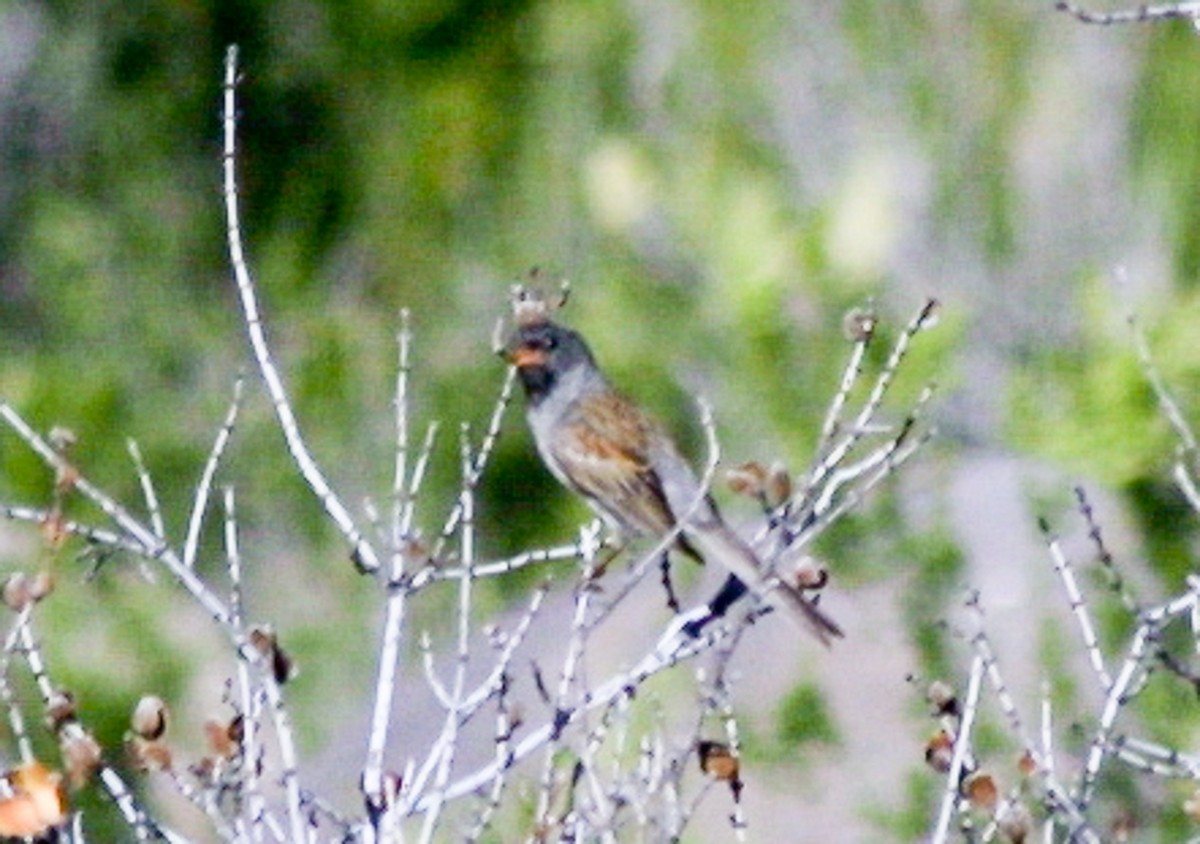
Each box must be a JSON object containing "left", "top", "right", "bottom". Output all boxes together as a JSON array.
[{"left": 500, "top": 284, "right": 842, "bottom": 647}]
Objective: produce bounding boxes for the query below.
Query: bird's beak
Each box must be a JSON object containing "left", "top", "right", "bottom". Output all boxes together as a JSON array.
[{"left": 508, "top": 346, "right": 546, "bottom": 369}]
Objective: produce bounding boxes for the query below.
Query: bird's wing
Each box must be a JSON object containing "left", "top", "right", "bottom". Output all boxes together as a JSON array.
[{"left": 545, "top": 392, "right": 678, "bottom": 538}]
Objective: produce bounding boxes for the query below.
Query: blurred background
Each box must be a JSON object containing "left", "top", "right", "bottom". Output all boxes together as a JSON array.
[{"left": 1, "top": 1, "right": 1200, "bottom": 840}]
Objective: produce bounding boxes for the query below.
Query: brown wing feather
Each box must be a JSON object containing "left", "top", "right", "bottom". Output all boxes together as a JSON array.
[{"left": 546, "top": 392, "right": 679, "bottom": 539}]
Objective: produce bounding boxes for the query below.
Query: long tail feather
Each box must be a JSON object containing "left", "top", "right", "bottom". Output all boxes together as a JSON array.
[{"left": 683, "top": 518, "right": 843, "bottom": 647}]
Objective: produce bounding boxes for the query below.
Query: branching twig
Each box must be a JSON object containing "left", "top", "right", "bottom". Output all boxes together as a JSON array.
[
  {"left": 221, "top": 46, "right": 380, "bottom": 576},
  {"left": 1057, "top": 0, "right": 1200, "bottom": 25}
]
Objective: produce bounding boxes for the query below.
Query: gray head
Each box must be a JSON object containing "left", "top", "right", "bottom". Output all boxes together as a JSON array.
[{"left": 505, "top": 320, "right": 597, "bottom": 405}]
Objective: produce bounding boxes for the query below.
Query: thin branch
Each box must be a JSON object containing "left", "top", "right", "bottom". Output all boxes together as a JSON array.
[
  {"left": 1057, "top": 0, "right": 1200, "bottom": 24},
  {"left": 1040, "top": 517, "right": 1112, "bottom": 690},
  {"left": 930, "top": 653, "right": 984, "bottom": 844},
  {"left": 221, "top": 45, "right": 380, "bottom": 575},
  {"left": 0, "top": 401, "right": 236, "bottom": 629},
  {"left": 126, "top": 439, "right": 165, "bottom": 541},
  {"left": 184, "top": 375, "right": 245, "bottom": 569}
]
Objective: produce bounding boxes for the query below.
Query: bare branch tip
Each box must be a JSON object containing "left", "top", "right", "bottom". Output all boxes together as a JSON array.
[
  {"left": 508, "top": 268, "right": 571, "bottom": 330},
  {"left": 841, "top": 306, "right": 877, "bottom": 342},
  {"left": 918, "top": 298, "right": 941, "bottom": 327}
]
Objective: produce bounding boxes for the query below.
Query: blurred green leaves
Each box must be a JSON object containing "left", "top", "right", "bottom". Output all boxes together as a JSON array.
[{"left": 2, "top": 4, "right": 1200, "bottom": 838}]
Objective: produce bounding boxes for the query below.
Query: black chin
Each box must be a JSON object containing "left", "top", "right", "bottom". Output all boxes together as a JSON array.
[{"left": 517, "top": 364, "right": 555, "bottom": 403}]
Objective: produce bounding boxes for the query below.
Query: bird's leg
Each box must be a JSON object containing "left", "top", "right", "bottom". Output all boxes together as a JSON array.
[
  {"left": 658, "top": 552, "right": 681, "bottom": 614},
  {"left": 680, "top": 574, "right": 750, "bottom": 637},
  {"left": 582, "top": 541, "right": 623, "bottom": 587},
  {"left": 707, "top": 573, "right": 749, "bottom": 618}
]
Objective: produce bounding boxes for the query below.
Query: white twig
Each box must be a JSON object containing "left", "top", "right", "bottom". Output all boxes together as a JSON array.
[
  {"left": 221, "top": 45, "right": 380, "bottom": 575},
  {"left": 416, "top": 430, "right": 479, "bottom": 844},
  {"left": 185, "top": 375, "right": 244, "bottom": 569},
  {"left": 432, "top": 368, "right": 517, "bottom": 559},
  {"left": 1057, "top": 0, "right": 1200, "bottom": 25},
  {"left": 363, "top": 312, "right": 417, "bottom": 814},
  {"left": 1042, "top": 522, "right": 1111, "bottom": 689},
  {"left": 224, "top": 487, "right": 268, "bottom": 843},
  {"left": 126, "top": 438, "right": 165, "bottom": 540},
  {"left": 0, "top": 401, "right": 236, "bottom": 628},
  {"left": 798, "top": 298, "right": 938, "bottom": 511},
  {"left": 931, "top": 653, "right": 984, "bottom": 844},
  {"left": 817, "top": 312, "right": 875, "bottom": 447}
]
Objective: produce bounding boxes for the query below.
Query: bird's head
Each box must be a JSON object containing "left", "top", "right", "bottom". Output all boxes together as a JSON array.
[{"left": 505, "top": 319, "right": 595, "bottom": 401}]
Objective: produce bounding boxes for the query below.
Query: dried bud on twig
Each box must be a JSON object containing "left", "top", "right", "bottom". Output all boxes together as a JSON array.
[
  {"left": 0, "top": 761, "right": 67, "bottom": 838},
  {"left": 925, "top": 679, "right": 959, "bottom": 718},
  {"left": 28, "top": 573, "right": 53, "bottom": 603},
  {"left": 1108, "top": 811, "right": 1136, "bottom": 841},
  {"left": 204, "top": 715, "right": 243, "bottom": 761},
  {"left": 48, "top": 427, "right": 79, "bottom": 495},
  {"left": 61, "top": 731, "right": 102, "bottom": 788},
  {"left": 44, "top": 690, "right": 76, "bottom": 732},
  {"left": 726, "top": 462, "right": 768, "bottom": 499},
  {"left": 924, "top": 730, "right": 955, "bottom": 773},
  {"left": 997, "top": 800, "right": 1032, "bottom": 843},
  {"left": 131, "top": 696, "right": 168, "bottom": 741},
  {"left": 842, "top": 307, "right": 877, "bottom": 342},
  {"left": 128, "top": 737, "right": 173, "bottom": 773},
  {"left": 4, "top": 572, "right": 54, "bottom": 612},
  {"left": 788, "top": 555, "right": 829, "bottom": 591},
  {"left": 1184, "top": 789, "right": 1200, "bottom": 823},
  {"left": 3, "top": 574, "right": 31, "bottom": 612},
  {"left": 764, "top": 462, "right": 792, "bottom": 508},
  {"left": 39, "top": 512, "right": 68, "bottom": 549},
  {"left": 727, "top": 461, "right": 791, "bottom": 508},
  {"left": 697, "top": 740, "right": 743, "bottom": 801},
  {"left": 249, "top": 625, "right": 295, "bottom": 684},
  {"left": 47, "top": 427, "right": 76, "bottom": 454},
  {"left": 963, "top": 771, "right": 998, "bottom": 811}
]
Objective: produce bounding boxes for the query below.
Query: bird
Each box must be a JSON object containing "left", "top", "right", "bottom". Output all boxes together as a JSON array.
[{"left": 502, "top": 295, "right": 843, "bottom": 647}]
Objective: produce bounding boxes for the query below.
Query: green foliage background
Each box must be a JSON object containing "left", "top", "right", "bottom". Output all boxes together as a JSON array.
[{"left": 1, "top": 1, "right": 1199, "bottom": 839}]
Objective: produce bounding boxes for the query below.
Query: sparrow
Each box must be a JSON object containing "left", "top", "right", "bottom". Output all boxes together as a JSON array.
[{"left": 503, "top": 304, "right": 843, "bottom": 647}]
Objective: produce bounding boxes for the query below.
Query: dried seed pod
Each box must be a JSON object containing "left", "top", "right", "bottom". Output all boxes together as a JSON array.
[
  {"left": 40, "top": 508, "right": 70, "bottom": 548},
  {"left": 47, "top": 427, "right": 76, "bottom": 454},
  {"left": 925, "top": 680, "right": 959, "bottom": 718},
  {"left": 45, "top": 690, "right": 76, "bottom": 732},
  {"left": 697, "top": 741, "right": 739, "bottom": 781},
  {"left": 0, "top": 761, "right": 67, "bottom": 838},
  {"left": 27, "top": 573, "right": 54, "bottom": 603},
  {"left": 131, "top": 696, "right": 168, "bottom": 741},
  {"left": 61, "top": 731, "right": 102, "bottom": 788},
  {"left": 204, "top": 717, "right": 242, "bottom": 760},
  {"left": 249, "top": 625, "right": 295, "bottom": 684},
  {"left": 789, "top": 555, "right": 829, "bottom": 591},
  {"left": 963, "top": 771, "right": 998, "bottom": 811},
  {"left": 128, "top": 737, "right": 173, "bottom": 773},
  {"left": 697, "top": 740, "right": 743, "bottom": 801},
  {"left": 842, "top": 307, "right": 877, "bottom": 342},
  {"left": 763, "top": 462, "right": 793, "bottom": 508},
  {"left": 1183, "top": 789, "right": 1200, "bottom": 823},
  {"left": 726, "top": 462, "right": 767, "bottom": 499},
  {"left": 3, "top": 574, "right": 31, "bottom": 612},
  {"left": 924, "top": 730, "right": 955, "bottom": 773},
  {"left": 997, "top": 800, "right": 1032, "bottom": 844},
  {"left": 1109, "top": 810, "right": 1136, "bottom": 842}
]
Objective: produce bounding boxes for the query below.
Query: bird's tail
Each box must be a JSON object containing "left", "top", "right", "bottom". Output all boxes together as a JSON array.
[{"left": 683, "top": 517, "right": 844, "bottom": 647}]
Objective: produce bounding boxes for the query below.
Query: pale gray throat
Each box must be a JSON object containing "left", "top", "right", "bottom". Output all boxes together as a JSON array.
[
  {"left": 526, "top": 363, "right": 603, "bottom": 483},
  {"left": 526, "top": 363, "right": 602, "bottom": 435}
]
